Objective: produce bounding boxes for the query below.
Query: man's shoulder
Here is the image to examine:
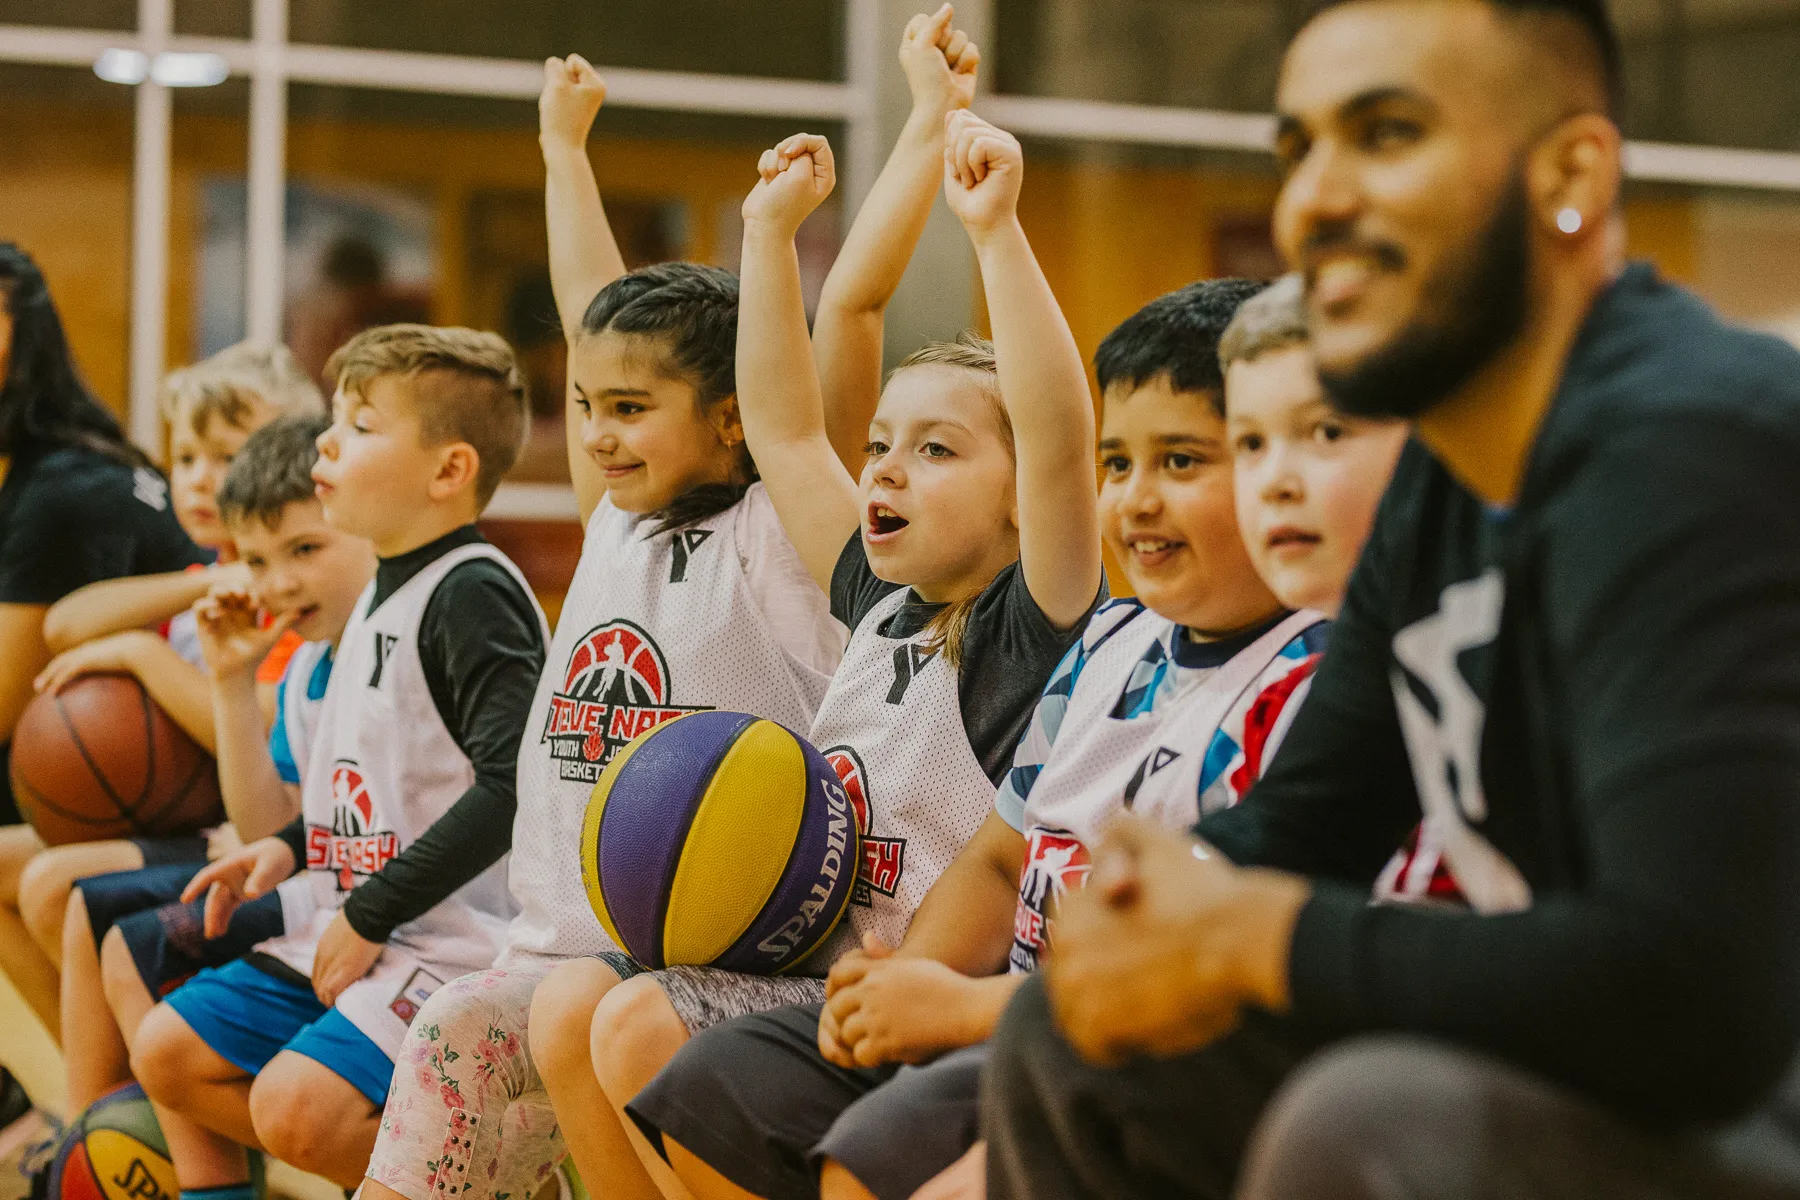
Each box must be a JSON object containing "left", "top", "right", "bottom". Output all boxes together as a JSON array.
[
  {"left": 1554, "top": 265, "right": 1800, "bottom": 457},
  {"left": 10, "top": 446, "right": 169, "bottom": 521}
]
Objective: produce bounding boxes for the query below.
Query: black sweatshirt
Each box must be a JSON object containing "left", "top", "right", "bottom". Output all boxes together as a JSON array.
[
  {"left": 1199, "top": 264, "right": 1800, "bottom": 1125},
  {"left": 276, "top": 525, "right": 545, "bottom": 943}
]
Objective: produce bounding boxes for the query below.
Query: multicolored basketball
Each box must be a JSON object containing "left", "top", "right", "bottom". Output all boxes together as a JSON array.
[
  {"left": 43, "top": 1083, "right": 177, "bottom": 1200},
  {"left": 580, "top": 711, "right": 860, "bottom": 974}
]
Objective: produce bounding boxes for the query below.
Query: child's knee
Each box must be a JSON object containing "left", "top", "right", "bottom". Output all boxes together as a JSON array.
[
  {"left": 0, "top": 825, "right": 45, "bottom": 901},
  {"left": 17, "top": 851, "right": 74, "bottom": 947},
  {"left": 589, "top": 975, "right": 687, "bottom": 1099},
  {"left": 249, "top": 1053, "right": 369, "bottom": 1173},
  {"left": 131, "top": 1004, "right": 202, "bottom": 1102},
  {"left": 527, "top": 957, "right": 622, "bottom": 1079}
]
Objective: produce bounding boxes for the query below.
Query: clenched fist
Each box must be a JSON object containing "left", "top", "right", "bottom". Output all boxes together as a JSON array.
[
  {"left": 539, "top": 53, "right": 606, "bottom": 149},
  {"left": 742, "top": 133, "right": 837, "bottom": 238},
  {"left": 901, "top": 4, "right": 980, "bottom": 117},
  {"left": 943, "top": 110, "right": 1024, "bottom": 240}
]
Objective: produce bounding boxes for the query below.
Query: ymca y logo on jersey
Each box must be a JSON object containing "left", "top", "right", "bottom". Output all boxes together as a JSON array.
[
  {"left": 1010, "top": 826, "right": 1092, "bottom": 973},
  {"left": 1122, "top": 745, "right": 1181, "bottom": 809},
  {"left": 668, "top": 528, "right": 714, "bottom": 583},
  {"left": 307, "top": 759, "right": 399, "bottom": 892},
  {"left": 541, "top": 620, "right": 710, "bottom": 782},
  {"left": 824, "top": 744, "right": 906, "bottom": 906}
]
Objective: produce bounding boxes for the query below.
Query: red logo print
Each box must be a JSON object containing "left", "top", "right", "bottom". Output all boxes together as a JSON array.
[
  {"left": 306, "top": 759, "right": 398, "bottom": 892},
  {"left": 540, "top": 620, "right": 709, "bottom": 783},
  {"left": 1010, "top": 826, "right": 1092, "bottom": 972},
  {"left": 824, "top": 745, "right": 906, "bottom": 906}
]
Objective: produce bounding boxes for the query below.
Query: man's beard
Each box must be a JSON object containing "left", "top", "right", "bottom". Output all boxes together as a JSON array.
[{"left": 1318, "top": 172, "right": 1532, "bottom": 420}]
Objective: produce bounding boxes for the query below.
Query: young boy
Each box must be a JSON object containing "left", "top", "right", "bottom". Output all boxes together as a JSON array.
[
  {"left": 130, "top": 325, "right": 549, "bottom": 1194},
  {"left": 618, "top": 278, "right": 1322, "bottom": 1200},
  {"left": 0, "top": 344, "right": 320, "bottom": 1037},
  {"left": 56, "top": 414, "right": 377, "bottom": 1114}
]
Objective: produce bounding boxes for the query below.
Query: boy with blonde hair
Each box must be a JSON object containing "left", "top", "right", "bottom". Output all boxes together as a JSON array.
[{"left": 132, "top": 325, "right": 548, "bottom": 1195}]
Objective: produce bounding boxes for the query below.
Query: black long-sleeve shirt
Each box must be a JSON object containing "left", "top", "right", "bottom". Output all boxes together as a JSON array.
[
  {"left": 1199, "top": 264, "right": 1800, "bottom": 1125},
  {"left": 276, "top": 525, "right": 545, "bottom": 943}
]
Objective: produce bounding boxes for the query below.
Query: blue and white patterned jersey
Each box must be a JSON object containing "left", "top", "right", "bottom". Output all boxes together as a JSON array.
[
  {"left": 995, "top": 601, "right": 1326, "bottom": 832},
  {"left": 268, "top": 640, "right": 334, "bottom": 786}
]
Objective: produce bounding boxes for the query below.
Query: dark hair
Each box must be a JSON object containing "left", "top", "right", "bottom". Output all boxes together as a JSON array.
[
  {"left": 0, "top": 243, "right": 149, "bottom": 468},
  {"left": 1094, "top": 278, "right": 1268, "bottom": 417},
  {"left": 1307, "top": 0, "right": 1621, "bottom": 116},
  {"left": 580, "top": 262, "right": 753, "bottom": 536},
  {"left": 217, "top": 414, "right": 330, "bottom": 531}
]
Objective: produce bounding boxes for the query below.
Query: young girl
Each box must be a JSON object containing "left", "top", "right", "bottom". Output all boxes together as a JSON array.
[
  {"left": 355, "top": 39, "right": 923, "bottom": 1200},
  {"left": 565, "top": 110, "right": 1103, "bottom": 1199}
]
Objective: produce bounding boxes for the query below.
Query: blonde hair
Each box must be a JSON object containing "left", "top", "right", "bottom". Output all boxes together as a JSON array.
[
  {"left": 159, "top": 342, "right": 323, "bottom": 437},
  {"left": 890, "top": 331, "right": 1011, "bottom": 670},
  {"left": 325, "top": 323, "right": 529, "bottom": 508},
  {"left": 1217, "top": 273, "right": 1308, "bottom": 372}
]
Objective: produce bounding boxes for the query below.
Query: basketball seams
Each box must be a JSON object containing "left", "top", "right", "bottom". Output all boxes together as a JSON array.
[
  {"left": 52, "top": 679, "right": 139, "bottom": 830},
  {"left": 642, "top": 713, "right": 758, "bottom": 968}
]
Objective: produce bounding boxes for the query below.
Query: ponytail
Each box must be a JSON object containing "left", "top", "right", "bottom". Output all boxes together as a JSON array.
[{"left": 920, "top": 590, "right": 983, "bottom": 671}]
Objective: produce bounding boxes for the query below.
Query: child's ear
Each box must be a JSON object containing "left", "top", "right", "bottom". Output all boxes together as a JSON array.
[
  {"left": 429, "top": 441, "right": 482, "bottom": 503},
  {"left": 713, "top": 393, "right": 746, "bottom": 448}
]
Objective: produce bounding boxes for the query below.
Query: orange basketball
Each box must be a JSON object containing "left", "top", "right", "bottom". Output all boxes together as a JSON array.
[{"left": 10, "top": 674, "right": 222, "bottom": 846}]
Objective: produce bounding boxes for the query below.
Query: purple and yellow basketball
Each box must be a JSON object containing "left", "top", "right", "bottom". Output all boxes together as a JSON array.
[{"left": 580, "top": 711, "right": 859, "bottom": 974}]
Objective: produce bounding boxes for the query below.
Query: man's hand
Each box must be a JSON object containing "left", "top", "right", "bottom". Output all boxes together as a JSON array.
[
  {"left": 742, "top": 134, "right": 837, "bottom": 239},
  {"left": 943, "top": 111, "right": 1023, "bottom": 241},
  {"left": 311, "top": 910, "right": 385, "bottom": 1008},
  {"left": 194, "top": 587, "right": 293, "bottom": 681},
  {"left": 539, "top": 53, "right": 606, "bottom": 149},
  {"left": 33, "top": 630, "right": 158, "bottom": 694},
  {"left": 900, "top": 4, "right": 980, "bottom": 118},
  {"left": 825, "top": 950, "right": 1010, "bottom": 1068},
  {"left": 181, "top": 836, "right": 296, "bottom": 938},
  {"left": 1043, "top": 815, "right": 1310, "bottom": 1066}
]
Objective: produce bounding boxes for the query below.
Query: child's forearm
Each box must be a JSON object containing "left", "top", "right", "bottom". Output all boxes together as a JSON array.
[
  {"left": 959, "top": 973, "right": 1027, "bottom": 1044},
  {"left": 971, "top": 220, "right": 1103, "bottom": 625},
  {"left": 738, "top": 222, "right": 862, "bottom": 591},
  {"left": 813, "top": 109, "right": 947, "bottom": 465},
  {"left": 121, "top": 636, "right": 219, "bottom": 753},
  {"left": 543, "top": 140, "right": 627, "bottom": 341},
  {"left": 212, "top": 671, "right": 298, "bottom": 841},
  {"left": 43, "top": 570, "right": 215, "bottom": 654}
]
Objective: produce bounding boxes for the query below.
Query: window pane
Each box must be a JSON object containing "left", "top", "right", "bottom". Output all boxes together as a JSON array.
[
  {"left": 289, "top": 0, "right": 845, "bottom": 81},
  {"left": 0, "top": 0, "right": 133, "bottom": 30},
  {"left": 174, "top": 0, "right": 250, "bottom": 39},
  {"left": 996, "top": 0, "right": 1800, "bottom": 153},
  {"left": 1624, "top": 181, "right": 1800, "bottom": 345},
  {"left": 0, "top": 62, "right": 134, "bottom": 419}
]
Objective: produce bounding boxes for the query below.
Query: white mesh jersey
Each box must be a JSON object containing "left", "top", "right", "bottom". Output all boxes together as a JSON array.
[
  {"left": 807, "top": 586, "right": 996, "bottom": 965},
  {"left": 500, "top": 485, "right": 841, "bottom": 966},
  {"left": 260, "top": 543, "right": 547, "bottom": 1056},
  {"left": 1011, "top": 608, "right": 1321, "bottom": 973}
]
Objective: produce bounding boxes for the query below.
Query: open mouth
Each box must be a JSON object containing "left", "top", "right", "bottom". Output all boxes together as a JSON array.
[
  {"left": 1125, "top": 536, "right": 1184, "bottom": 565},
  {"left": 867, "top": 503, "right": 909, "bottom": 537},
  {"left": 293, "top": 604, "right": 320, "bottom": 626}
]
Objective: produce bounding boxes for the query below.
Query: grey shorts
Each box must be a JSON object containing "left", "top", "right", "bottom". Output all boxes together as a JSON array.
[{"left": 628, "top": 1001, "right": 984, "bottom": 1200}]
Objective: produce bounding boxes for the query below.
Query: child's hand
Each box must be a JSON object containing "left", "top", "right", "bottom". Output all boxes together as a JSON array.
[
  {"left": 742, "top": 134, "right": 836, "bottom": 239},
  {"left": 312, "top": 910, "right": 385, "bottom": 1008},
  {"left": 900, "top": 4, "right": 980, "bottom": 118},
  {"left": 33, "top": 630, "right": 157, "bottom": 694},
  {"left": 539, "top": 53, "right": 607, "bottom": 148},
  {"left": 943, "top": 110, "right": 1024, "bottom": 240},
  {"left": 182, "top": 835, "right": 295, "bottom": 937},
  {"left": 822, "top": 951, "right": 988, "bottom": 1067},
  {"left": 194, "top": 587, "right": 293, "bottom": 680}
]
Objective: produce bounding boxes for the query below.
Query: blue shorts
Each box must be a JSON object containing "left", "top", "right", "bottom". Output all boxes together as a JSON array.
[
  {"left": 76, "top": 865, "right": 286, "bottom": 997},
  {"left": 164, "top": 958, "right": 393, "bottom": 1108}
]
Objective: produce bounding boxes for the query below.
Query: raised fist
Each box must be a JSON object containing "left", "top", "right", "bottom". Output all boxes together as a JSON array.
[
  {"left": 943, "top": 110, "right": 1023, "bottom": 237},
  {"left": 742, "top": 133, "right": 837, "bottom": 238},
  {"left": 900, "top": 4, "right": 980, "bottom": 117},
  {"left": 539, "top": 53, "right": 607, "bottom": 148}
]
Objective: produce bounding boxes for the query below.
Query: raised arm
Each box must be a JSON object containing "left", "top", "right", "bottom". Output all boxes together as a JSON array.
[
  {"left": 942, "top": 112, "right": 1102, "bottom": 629},
  {"left": 195, "top": 589, "right": 301, "bottom": 841},
  {"left": 541, "top": 53, "right": 624, "bottom": 524},
  {"left": 541, "top": 54, "right": 626, "bottom": 341},
  {"left": 813, "top": 4, "right": 980, "bottom": 469},
  {"left": 738, "top": 135, "right": 864, "bottom": 593},
  {"left": 42, "top": 565, "right": 237, "bottom": 654}
]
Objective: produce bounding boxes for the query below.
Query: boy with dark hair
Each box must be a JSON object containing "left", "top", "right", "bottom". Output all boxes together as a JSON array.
[
  {"left": 131, "top": 326, "right": 548, "bottom": 1195},
  {"left": 58, "top": 414, "right": 377, "bottom": 1113},
  {"left": 624, "top": 278, "right": 1325, "bottom": 1200}
]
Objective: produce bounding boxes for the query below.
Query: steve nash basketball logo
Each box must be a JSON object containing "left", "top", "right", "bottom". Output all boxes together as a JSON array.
[
  {"left": 306, "top": 759, "right": 398, "bottom": 892},
  {"left": 541, "top": 620, "right": 709, "bottom": 782},
  {"left": 1010, "top": 825, "right": 1092, "bottom": 973},
  {"left": 823, "top": 745, "right": 906, "bottom": 906}
]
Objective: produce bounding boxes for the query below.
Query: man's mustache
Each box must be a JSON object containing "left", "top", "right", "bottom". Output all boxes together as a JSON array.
[{"left": 1299, "top": 222, "right": 1408, "bottom": 276}]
